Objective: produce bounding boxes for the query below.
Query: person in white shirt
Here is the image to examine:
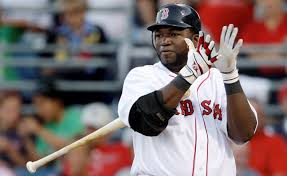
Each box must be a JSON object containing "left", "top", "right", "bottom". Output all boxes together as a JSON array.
[{"left": 118, "top": 3, "right": 258, "bottom": 176}]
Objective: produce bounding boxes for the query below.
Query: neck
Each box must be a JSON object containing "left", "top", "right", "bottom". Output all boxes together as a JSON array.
[
  {"left": 166, "top": 64, "right": 185, "bottom": 73},
  {"left": 162, "top": 57, "right": 187, "bottom": 73}
]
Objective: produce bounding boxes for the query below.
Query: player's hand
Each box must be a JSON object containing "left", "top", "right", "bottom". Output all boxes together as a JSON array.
[
  {"left": 179, "top": 31, "right": 217, "bottom": 84},
  {"left": 214, "top": 24, "right": 243, "bottom": 84}
]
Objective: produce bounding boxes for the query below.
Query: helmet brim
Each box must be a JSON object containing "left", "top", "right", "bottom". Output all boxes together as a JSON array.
[{"left": 147, "top": 20, "right": 191, "bottom": 31}]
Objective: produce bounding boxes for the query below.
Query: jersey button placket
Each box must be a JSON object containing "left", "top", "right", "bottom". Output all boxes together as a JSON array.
[{"left": 193, "top": 92, "right": 208, "bottom": 176}]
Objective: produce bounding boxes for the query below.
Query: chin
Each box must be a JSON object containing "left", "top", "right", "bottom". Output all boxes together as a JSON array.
[{"left": 160, "top": 55, "right": 176, "bottom": 65}]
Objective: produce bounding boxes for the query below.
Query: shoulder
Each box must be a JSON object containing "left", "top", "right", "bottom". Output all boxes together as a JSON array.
[
  {"left": 129, "top": 65, "right": 155, "bottom": 73},
  {"left": 122, "top": 65, "right": 158, "bottom": 94},
  {"left": 125, "top": 65, "right": 155, "bottom": 81}
]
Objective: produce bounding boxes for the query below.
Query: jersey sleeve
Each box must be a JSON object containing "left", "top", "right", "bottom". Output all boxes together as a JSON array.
[
  {"left": 213, "top": 69, "right": 258, "bottom": 143},
  {"left": 118, "top": 66, "right": 156, "bottom": 127}
]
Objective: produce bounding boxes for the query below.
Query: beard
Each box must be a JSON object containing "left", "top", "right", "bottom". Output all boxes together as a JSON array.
[{"left": 157, "top": 51, "right": 188, "bottom": 73}]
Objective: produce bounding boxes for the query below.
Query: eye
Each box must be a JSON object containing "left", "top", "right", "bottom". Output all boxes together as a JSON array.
[
  {"left": 171, "top": 32, "right": 180, "bottom": 37},
  {"left": 155, "top": 33, "right": 162, "bottom": 38}
]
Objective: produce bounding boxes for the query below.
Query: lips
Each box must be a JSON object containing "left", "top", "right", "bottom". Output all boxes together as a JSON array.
[{"left": 160, "top": 49, "right": 174, "bottom": 53}]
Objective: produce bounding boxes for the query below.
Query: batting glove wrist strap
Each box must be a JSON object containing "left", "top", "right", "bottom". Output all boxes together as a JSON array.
[
  {"left": 221, "top": 69, "right": 239, "bottom": 84},
  {"left": 179, "top": 66, "right": 197, "bottom": 84}
]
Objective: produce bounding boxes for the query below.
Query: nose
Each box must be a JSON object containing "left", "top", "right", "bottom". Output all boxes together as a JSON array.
[{"left": 161, "top": 36, "right": 172, "bottom": 46}]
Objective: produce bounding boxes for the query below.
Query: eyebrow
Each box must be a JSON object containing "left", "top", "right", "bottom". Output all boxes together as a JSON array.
[{"left": 155, "top": 28, "right": 185, "bottom": 33}]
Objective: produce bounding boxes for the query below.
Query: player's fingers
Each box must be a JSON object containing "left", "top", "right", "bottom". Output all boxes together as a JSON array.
[
  {"left": 213, "top": 54, "right": 223, "bottom": 63},
  {"left": 184, "top": 38, "right": 196, "bottom": 51},
  {"left": 203, "top": 34, "right": 211, "bottom": 50},
  {"left": 193, "top": 53, "right": 204, "bottom": 74},
  {"left": 228, "top": 27, "right": 238, "bottom": 47},
  {"left": 220, "top": 26, "right": 227, "bottom": 46},
  {"left": 224, "top": 24, "right": 234, "bottom": 44},
  {"left": 210, "top": 50, "right": 218, "bottom": 63},
  {"left": 210, "top": 56, "right": 218, "bottom": 63},
  {"left": 197, "top": 31, "right": 204, "bottom": 51},
  {"left": 205, "top": 40, "right": 214, "bottom": 56},
  {"left": 233, "top": 39, "right": 243, "bottom": 56}
]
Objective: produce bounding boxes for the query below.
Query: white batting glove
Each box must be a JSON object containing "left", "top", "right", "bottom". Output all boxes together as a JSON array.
[
  {"left": 179, "top": 31, "right": 217, "bottom": 84},
  {"left": 214, "top": 24, "right": 243, "bottom": 84}
]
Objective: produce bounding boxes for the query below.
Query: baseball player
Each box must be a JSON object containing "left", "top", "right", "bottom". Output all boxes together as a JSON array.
[{"left": 118, "top": 3, "right": 258, "bottom": 176}]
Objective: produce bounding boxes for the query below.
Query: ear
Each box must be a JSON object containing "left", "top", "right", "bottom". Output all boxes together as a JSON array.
[{"left": 191, "top": 34, "right": 199, "bottom": 49}]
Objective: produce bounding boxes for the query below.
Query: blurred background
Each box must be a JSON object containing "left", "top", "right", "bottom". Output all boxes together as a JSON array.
[{"left": 0, "top": 0, "right": 286, "bottom": 175}]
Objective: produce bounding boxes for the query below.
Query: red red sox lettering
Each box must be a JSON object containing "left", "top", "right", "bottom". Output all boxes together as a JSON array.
[{"left": 176, "top": 99, "right": 222, "bottom": 120}]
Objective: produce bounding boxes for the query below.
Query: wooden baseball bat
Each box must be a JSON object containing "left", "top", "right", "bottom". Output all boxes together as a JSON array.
[{"left": 26, "top": 118, "right": 126, "bottom": 173}]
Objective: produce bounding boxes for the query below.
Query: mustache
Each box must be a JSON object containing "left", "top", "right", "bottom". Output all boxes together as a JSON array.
[{"left": 160, "top": 49, "right": 174, "bottom": 53}]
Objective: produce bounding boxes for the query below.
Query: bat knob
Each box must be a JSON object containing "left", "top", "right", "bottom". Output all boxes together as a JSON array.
[{"left": 26, "top": 161, "right": 37, "bottom": 173}]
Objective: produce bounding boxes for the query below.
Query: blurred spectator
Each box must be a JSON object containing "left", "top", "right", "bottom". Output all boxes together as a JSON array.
[
  {"left": 0, "top": 12, "right": 24, "bottom": 80},
  {"left": 242, "top": 0, "right": 287, "bottom": 44},
  {"left": 232, "top": 143, "right": 259, "bottom": 176},
  {"left": 44, "top": 0, "right": 110, "bottom": 80},
  {"left": 135, "top": 0, "right": 252, "bottom": 43},
  {"left": 86, "top": 0, "right": 132, "bottom": 42},
  {"left": 240, "top": 75, "right": 271, "bottom": 105},
  {"left": 18, "top": 81, "right": 84, "bottom": 174},
  {"left": 62, "top": 102, "right": 132, "bottom": 176},
  {"left": 0, "top": 0, "right": 51, "bottom": 80},
  {"left": 62, "top": 137, "right": 90, "bottom": 176},
  {"left": 116, "top": 127, "right": 133, "bottom": 176},
  {"left": 240, "top": 0, "right": 287, "bottom": 76},
  {"left": 0, "top": 0, "right": 52, "bottom": 31},
  {"left": 276, "top": 83, "right": 287, "bottom": 139},
  {"left": 0, "top": 91, "right": 28, "bottom": 170},
  {"left": 54, "top": 0, "right": 107, "bottom": 60},
  {"left": 249, "top": 100, "right": 287, "bottom": 176},
  {"left": 197, "top": 0, "right": 254, "bottom": 42}
]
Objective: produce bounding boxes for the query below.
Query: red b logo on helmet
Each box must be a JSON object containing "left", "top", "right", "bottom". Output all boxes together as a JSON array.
[{"left": 161, "top": 8, "right": 169, "bottom": 20}]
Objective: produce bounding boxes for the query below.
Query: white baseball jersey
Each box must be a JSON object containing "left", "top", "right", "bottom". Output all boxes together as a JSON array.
[{"left": 118, "top": 62, "right": 257, "bottom": 176}]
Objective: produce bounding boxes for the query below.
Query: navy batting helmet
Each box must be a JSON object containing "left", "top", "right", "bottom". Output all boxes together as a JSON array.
[{"left": 147, "top": 4, "right": 201, "bottom": 33}]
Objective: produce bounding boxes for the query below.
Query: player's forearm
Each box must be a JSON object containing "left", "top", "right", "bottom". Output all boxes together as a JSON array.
[
  {"left": 225, "top": 81, "right": 257, "bottom": 143},
  {"left": 160, "top": 75, "right": 191, "bottom": 109}
]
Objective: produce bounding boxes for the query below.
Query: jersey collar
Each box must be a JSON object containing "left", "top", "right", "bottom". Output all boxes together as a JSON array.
[{"left": 155, "top": 62, "right": 178, "bottom": 77}]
